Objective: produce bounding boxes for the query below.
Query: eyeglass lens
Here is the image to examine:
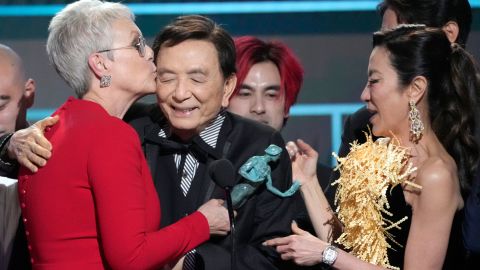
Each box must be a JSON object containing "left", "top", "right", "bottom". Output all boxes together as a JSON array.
[{"left": 136, "top": 37, "right": 146, "bottom": 57}]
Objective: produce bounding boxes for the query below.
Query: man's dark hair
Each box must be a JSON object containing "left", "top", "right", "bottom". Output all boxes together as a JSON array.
[{"left": 152, "top": 15, "right": 236, "bottom": 78}]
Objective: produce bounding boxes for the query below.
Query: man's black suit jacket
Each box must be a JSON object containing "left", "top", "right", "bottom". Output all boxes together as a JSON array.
[{"left": 128, "top": 105, "right": 298, "bottom": 270}]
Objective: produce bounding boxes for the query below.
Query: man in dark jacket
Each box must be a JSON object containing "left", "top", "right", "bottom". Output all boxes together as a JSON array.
[{"left": 127, "top": 15, "right": 299, "bottom": 270}]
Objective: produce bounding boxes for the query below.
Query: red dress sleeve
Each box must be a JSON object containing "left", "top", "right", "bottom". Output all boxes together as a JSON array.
[{"left": 87, "top": 120, "right": 209, "bottom": 269}]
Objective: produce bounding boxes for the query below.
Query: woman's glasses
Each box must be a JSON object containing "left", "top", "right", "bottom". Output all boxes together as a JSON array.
[{"left": 97, "top": 36, "right": 146, "bottom": 57}]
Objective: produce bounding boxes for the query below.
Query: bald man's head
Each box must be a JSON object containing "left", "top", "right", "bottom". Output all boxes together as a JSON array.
[{"left": 0, "top": 44, "right": 35, "bottom": 136}]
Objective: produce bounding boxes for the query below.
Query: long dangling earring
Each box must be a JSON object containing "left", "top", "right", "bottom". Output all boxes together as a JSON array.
[
  {"left": 100, "top": 75, "right": 111, "bottom": 88},
  {"left": 408, "top": 100, "right": 424, "bottom": 143}
]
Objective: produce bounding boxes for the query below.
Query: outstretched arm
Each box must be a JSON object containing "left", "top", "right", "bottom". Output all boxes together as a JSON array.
[
  {"left": 264, "top": 222, "right": 383, "bottom": 269},
  {"left": 267, "top": 157, "right": 460, "bottom": 270},
  {"left": 287, "top": 139, "right": 340, "bottom": 242}
]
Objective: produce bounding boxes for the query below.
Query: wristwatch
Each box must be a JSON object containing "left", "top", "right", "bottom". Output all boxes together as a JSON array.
[{"left": 322, "top": 245, "right": 338, "bottom": 266}]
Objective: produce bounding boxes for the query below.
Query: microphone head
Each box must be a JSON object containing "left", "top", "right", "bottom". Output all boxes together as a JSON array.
[{"left": 208, "top": 159, "right": 236, "bottom": 188}]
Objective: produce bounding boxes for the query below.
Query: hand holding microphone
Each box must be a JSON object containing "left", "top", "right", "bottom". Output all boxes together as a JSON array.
[{"left": 197, "top": 198, "right": 230, "bottom": 236}]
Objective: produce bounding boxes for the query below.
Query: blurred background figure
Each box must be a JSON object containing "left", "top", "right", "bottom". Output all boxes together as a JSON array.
[
  {"left": 0, "top": 43, "right": 35, "bottom": 270},
  {"left": 228, "top": 36, "right": 331, "bottom": 189},
  {"left": 0, "top": 44, "right": 35, "bottom": 141},
  {"left": 228, "top": 36, "right": 302, "bottom": 132}
]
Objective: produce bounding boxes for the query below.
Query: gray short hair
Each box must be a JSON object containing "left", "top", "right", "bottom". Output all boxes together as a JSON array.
[{"left": 46, "top": 0, "right": 134, "bottom": 97}]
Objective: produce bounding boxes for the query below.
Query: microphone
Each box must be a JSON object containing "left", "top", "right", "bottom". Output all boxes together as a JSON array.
[
  {"left": 208, "top": 159, "right": 236, "bottom": 270},
  {"left": 208, "top": 159, "right": 236, "bottom": 225},
  {"left": 209, "top": 158, "right": 236, "bottom": 190}
]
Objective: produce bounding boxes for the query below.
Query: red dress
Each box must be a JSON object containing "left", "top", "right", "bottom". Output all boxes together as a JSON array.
[{"left": 18, "top": 97, "right": 209, "bottom": 270}]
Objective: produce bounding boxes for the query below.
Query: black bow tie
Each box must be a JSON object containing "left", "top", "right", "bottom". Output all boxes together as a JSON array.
[
  {"left": 144, "top": 125, "right": 221, "bottom": 162},
  {"left": 154, "top": 137, "right": 190, "bottom": 153}
]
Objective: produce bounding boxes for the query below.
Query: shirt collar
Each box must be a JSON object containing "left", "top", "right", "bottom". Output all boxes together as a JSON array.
[{"left": 158, "top": 110, "right": 226, "bottom": 149}]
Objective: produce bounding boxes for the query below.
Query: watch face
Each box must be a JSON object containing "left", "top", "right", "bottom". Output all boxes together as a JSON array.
[
  {"left": 324, "top": 249, "right": 336, "bottom": 261},
  {"left": 323, "top": 246, "right": 338, "bottom": 265}
]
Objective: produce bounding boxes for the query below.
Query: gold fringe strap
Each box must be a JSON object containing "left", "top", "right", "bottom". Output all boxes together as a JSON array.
[{"left": 332, "top": 134, "right": 421, "bottom": 269}]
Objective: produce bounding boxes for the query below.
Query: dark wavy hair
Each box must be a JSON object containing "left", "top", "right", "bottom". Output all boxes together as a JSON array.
[
  {"left": 152, "top": 15, "right": 236, "bottom": 79},
  {"left": 373, "top": 25, "right": 479, "bottom": 194},
  {"left": 378, "top": 0, "right": 472, "bottom": 48}
]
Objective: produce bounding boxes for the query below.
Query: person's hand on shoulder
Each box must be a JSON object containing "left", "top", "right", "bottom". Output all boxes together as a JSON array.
[{"left": 8, "top": 115, "right": 59, "bottom": 172}]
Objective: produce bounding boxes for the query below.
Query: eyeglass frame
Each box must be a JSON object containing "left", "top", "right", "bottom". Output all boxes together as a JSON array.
[{"left": 97, "top": 36, "right": 146, "bottom": 57}]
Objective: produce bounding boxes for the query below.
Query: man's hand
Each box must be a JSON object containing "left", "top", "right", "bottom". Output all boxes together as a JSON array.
[
  {"left": 197, "top": 199, "right": 231, "bottom": 236},
  {"left": 7, "top": 115, "right": 59, "bottom": 172}
]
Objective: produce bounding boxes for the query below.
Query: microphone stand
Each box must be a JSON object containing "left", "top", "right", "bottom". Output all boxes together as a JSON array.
[{"left": 224, "top": 186, "right": 236, "bottom": 270}]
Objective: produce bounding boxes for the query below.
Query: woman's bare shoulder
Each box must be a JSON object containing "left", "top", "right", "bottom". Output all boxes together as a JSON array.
[{"left": 414, "top": 156, "right": 461, "bottom": 210}]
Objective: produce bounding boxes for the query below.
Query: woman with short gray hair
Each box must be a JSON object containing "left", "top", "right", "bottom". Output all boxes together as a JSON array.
[{"left": 16, "top": 0, "right": 229, "bottom": 269}]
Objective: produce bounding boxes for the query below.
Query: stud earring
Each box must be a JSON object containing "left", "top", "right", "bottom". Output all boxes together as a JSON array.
[
  {"left": 100, "top": 75, "right": 111, "bottom": 88},
  {"left": 408, "top": 100, "right": 424, "bottom": 143}
]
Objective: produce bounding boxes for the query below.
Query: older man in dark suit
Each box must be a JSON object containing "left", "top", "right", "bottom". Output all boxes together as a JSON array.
[{"left": 127, "top": 15, "right": 299, "bottom": 270}]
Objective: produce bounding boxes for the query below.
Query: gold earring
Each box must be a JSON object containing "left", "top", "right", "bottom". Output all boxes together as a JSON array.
[
  {"left": 408, "top": 100, "right": 424, "bottom": 143},
  {"left": 100, "top": 75, "right": 111, "bottom": 88}
]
